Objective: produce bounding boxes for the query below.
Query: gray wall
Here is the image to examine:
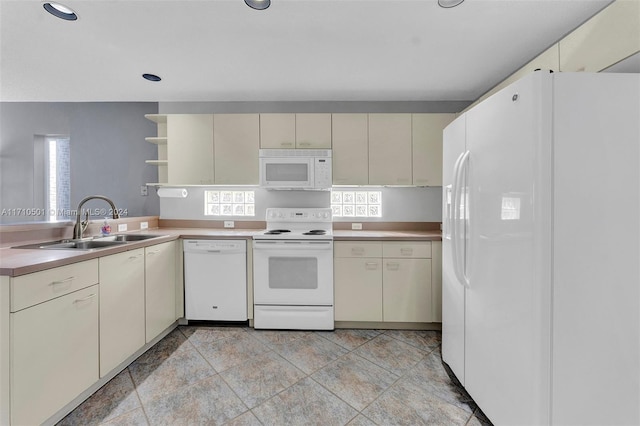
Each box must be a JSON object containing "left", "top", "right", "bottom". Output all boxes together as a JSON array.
[
  {"left": 0, "top": 102, "right": 160, "bottom": 223},
  {"left": 159, "top": 186, "right": 442, "bottom": 222}
]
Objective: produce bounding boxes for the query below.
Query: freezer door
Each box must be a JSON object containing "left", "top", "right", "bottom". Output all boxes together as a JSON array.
[
  {"left": 464, "top": 72, "right": 552, "bottom": 425},
  {"left": 551, "top": 73, "right": 640, "bottom": 425},
  {"left": 441, "top": 114, "right": 467, "bottom": 385}
]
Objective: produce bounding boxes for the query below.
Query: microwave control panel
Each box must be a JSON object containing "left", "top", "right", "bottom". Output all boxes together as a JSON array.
[{"left": 314, "top": 157, "right": 332, "bottom": 188}]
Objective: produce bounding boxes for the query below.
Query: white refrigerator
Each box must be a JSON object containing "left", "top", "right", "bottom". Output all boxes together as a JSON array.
[{"left": 442, "top": 72, "right": 639, "bottom": 425}]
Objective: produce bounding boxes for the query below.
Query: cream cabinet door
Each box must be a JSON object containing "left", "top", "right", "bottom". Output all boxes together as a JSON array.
[
  {"left": 167, "top": 114, "right": 214, "bottom": 184},
  {"left": 295, "top": 113, "right": 331, "bottom": 148},
  {"left": 145, "top": 241, "right": 177, "bottom": 343},
  {"left": 260, "top": 114, "right": 295, "bottom": 148},
  {"left": 332, "top": 113, "right": 369, "bottom": 185},
  {"left": 382, "top": 258, "right": 432, "bottom": 322},
  {"left": 11, "top": 285, "right": 99, "bottom": 426},
  {"left": 369, "top": 114, "right": 412, "bottom": 185},
  {"left": 334, "top": 258, "right": 383, "bottom": 321},
  {"left": 214, "top": 114, "right": 260, "bottom": 184},
  {"left": 412, "top": 114, "right": 455, "bottom": 186},
  {"left": 99, "top": 249, "right": 145, "bottom": 377},
  {"left": 559, "top": 0, "right": 640, "bottom": 72}
]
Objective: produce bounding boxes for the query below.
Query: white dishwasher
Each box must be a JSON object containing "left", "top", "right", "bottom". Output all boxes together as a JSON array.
[{"left": 183, "top": 239, "right": 247, "bottom": 321}]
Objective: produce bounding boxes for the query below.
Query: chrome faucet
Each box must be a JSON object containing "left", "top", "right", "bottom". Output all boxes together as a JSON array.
[{"left": 73, "top": 195, "right": 120, "bottom": 239}]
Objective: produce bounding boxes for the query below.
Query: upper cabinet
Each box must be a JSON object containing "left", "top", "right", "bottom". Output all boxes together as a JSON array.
[
  {"left": 147, "top": 112, "right": 450, "bottom": 187},
  {"left": 295, "top": 114, "right": 332, "bottom": 148},
  {"left": 368, "top": 114, "right": 412, "bottom": 185},
  {"left": 559, "top": 0, "right": 640, "bottom": 72},
  {"left": 332, "top": 113, "right": 369, "bottom": 185},
  {"left": 260, "top": 114, "right": 296, "bottom": 149},
  {"left": 260, "top": 113, "right": 331, "bottom": 149},
  {"left": 412, "top": 113, "right": 455, "bottom": 186},
  {"left": 214, "top": 114, "right": 260, "bottom": 185},
  {"left": 167, "top": 114, "right": 215, "bottom": 185}
]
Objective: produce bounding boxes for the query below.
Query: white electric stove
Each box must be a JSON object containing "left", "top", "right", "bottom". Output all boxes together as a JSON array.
[{"left": 252, "top": 208, "right": 334, "bottom": 330}]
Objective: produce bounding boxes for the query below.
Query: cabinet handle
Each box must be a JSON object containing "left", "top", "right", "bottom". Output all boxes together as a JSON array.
[
  {"left": 147, "top": 250, "right": 160, "bottom": 255},
  {"left": 365, "top": 262, "right": 378, "bottom": 270},
  {"left": 280, "top": 142, "right": 293, "bottom": 147},
  {"left": 50, "top": 276, "right": 74, "bottom": 286},
  {"left": 299, "top": 142, "right": 311, "bottom": 147},
  {"left": 400, "top": 248, "right": 413, "bottom": 255},
  {"left": 351, "top": 247, "right": 365, "bottom": 255},
  {"left": 128, "top": 254, "right": 143, "bottom": 260},
  {"left": 386, "top": 262, "right": 400, "bottom": 270},
  {"left": 74, "top": 293, "right": 97, "bottom": 303}
]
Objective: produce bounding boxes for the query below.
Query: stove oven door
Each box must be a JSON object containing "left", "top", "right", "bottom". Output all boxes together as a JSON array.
[{"left": 253, "top": 239, "right": 333, "bottom": 306}]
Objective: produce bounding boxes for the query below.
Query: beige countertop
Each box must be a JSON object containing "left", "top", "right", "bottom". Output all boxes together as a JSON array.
[
  {"left": 0, "top": 227, "right": 441, "bottom": 277},
  {"left": 333, "top": 230, "right": 441, "bottom": 241}
]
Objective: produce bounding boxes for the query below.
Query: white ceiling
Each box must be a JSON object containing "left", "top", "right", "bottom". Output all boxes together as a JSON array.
[{"left": 0, "top": 0, "right": 613, "bottom": 102}]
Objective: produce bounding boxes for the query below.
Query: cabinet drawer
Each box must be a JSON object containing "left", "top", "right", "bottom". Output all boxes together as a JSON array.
[
  {"left": 382, "top": 241, "right": 431, "bottom": 258},
  {"left": 11, "top": 259, "right": 99, "bottom": 312},
  {"left": 334, "top": 241, "right": 382, "bottom": 258}
]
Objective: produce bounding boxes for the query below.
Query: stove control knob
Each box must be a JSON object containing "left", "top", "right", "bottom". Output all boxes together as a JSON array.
[{"left": 323, "top": 212, "right": 330, "bottom": 219}]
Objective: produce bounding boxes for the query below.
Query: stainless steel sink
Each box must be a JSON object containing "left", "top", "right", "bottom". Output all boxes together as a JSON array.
[
  {"left": 12, "top": 234, "right": 165, "bottom": 250},
  {"left": 96, "top": 234, "right": 164, "bottom": 242},
  {"left": 12, "top": 239, "right": 127, "bottom": 250},
  {"left": 46, "top": 240, "right": 128, "bottom": 250}
]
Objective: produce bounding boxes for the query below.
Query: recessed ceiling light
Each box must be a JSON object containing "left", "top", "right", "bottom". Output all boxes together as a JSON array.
[
  {"left": 245, "top": 0, "right": 270, "bottom": 11},
  {"left": 142, "top": 74, "right": 162, "bottom": 82},
  {"left": 438, "top": 0, "right": 464, "bottom": 8},
  {"left": 43, "top": 2, "right": 78, "bottom": 20}
]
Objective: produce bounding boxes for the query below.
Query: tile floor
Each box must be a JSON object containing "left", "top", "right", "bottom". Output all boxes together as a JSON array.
[{"left": 58, "top": 326, "right": 493, "bottom": 426}]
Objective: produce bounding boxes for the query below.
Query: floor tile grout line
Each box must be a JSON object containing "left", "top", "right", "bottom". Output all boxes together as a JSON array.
[
  {"left": 381, "top": 330, "right": 442, "bottom": 353},
  {"left": 126, "top": 367, "right": 153, "bottom": 426},
  {"left": 313, "top": 330, "right": 383, "bottom": 352},
  {"left": 354, "top": 364, "right": 407, "bottom": 422}
]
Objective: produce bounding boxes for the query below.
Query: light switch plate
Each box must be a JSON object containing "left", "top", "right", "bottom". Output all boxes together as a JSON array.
[
  {"left": 118, "top": 224, "right": 127, "bottom": 232},
  {"left": 352, "top": 223, "right": 363, "bottom": 230},
  {"left": 140, "top": 221, "right": 148, "bottom": 230},
  {"left": 140, "top": 185, "right": 148, "bottom": 196},
  {"left": 224, "top": 221, "right": 234, "bottom": 228}
]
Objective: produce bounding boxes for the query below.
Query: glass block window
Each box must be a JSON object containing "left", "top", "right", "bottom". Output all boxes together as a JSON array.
[
  {"left": 204, "top": 190, "right": 255, "bottom": 216},
  {"left": 331, "top": 190, "right": 382, "bottom": 218}
]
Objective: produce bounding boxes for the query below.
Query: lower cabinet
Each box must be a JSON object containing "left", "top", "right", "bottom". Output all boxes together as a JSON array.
[
  {"left": 382, "top": 258, "right": 432, "bottom": 322},
  {"left": 145, "top": 241, "right": 177, "bottom": 342},
  {"left": 3, "top": 242, "right": 181, "bottom": 425},
  {"left": 99, "top": 248, "right": 145, "bottom": 377},
  {"left": 335, "top": 257, "right": 383, "bottom": 321},
  {"left": 334, "top": 240, "right": 438, "bottom": 323},
  {"left": 10, "top": 285, "right": 99, "bottom": 425}
]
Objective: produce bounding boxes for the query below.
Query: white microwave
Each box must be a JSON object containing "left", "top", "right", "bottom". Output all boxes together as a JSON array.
[{"left": 259, "top": 149, "right": 332, "bottom": 190}]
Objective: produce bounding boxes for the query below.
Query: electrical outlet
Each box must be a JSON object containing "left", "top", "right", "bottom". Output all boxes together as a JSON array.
[
  {"left": 352, "top": 223, "right": 363, "bottom": 230},
  {"left": 118, "top": 223, "right": 127, "bottom": 232},
  {"left": 140, "top": 185, "right": 148, "bottom": 196},
  {"left": 140, "top": 221, "right": 148, "bottom": 230},
  {"left": 224, "top": 221, "right": 234, "bottom": 228}
]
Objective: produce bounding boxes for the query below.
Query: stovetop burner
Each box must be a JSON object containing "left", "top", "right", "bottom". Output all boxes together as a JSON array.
[
  {"left": 254, "top": 208, "right": 333, "bottom": 241},
  {"left": 303, "top": 230, "right": 326, "bottom": 235},
  {"left": 264, "top": 229, "right": 291, "bottom": 235}
]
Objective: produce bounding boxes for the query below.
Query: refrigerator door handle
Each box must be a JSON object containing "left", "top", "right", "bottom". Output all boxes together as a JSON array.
[
  {"left": 453, "top": 150, "right": 471, "bottom": 288},
  {"left": 449, "top": 151, "right": 464, "bottom": 249},
  {"left": 451, "top": 151, "right": 463, "bottom": 286}
]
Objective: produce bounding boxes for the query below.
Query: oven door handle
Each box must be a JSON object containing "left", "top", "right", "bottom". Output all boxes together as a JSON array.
[{"left": 253, "top": 240, "right": 333, "bottom": 250}]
